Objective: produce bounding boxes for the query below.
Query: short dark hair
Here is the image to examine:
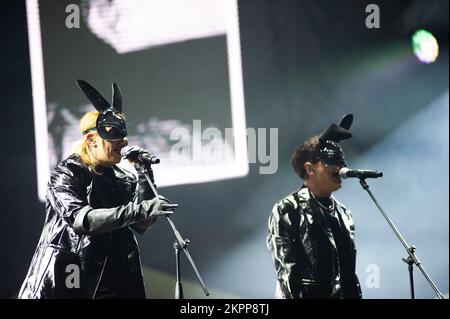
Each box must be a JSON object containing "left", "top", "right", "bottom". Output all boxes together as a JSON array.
[{"left": 291, "top": 135, "right": 320, "bottom": 179}]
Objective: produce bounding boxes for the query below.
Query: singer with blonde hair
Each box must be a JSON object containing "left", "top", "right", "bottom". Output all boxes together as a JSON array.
[{"left": 19, "top": 80, "right": 174, "bottom": 299}]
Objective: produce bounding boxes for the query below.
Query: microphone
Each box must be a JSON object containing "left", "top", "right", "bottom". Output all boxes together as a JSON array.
[
  {"left": 121, "top": 145, "right": 160, "bottom": 164},
  {"left": 339, "top": 167, "right": 383, "bottom": 179}
]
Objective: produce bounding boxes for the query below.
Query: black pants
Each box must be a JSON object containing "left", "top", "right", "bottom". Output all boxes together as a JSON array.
[{"left": 94, "top": 252, "right": 145, "bottom": 299}]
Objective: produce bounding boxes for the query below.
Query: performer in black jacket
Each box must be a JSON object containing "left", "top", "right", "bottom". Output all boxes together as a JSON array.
[
  {"left": 267, "top": 114, "right": 362, "bottom": 299},
  {"left": 19, "top": 80, "right": 174, "bottom": 299}
]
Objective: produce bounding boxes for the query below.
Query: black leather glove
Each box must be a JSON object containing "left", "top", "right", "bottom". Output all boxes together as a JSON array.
[
  {"left": 157, "top": 195, "right": 178, "bottom": 211},
  {"left": 73, "top": 195, "right": 173, "bottom": 235}
]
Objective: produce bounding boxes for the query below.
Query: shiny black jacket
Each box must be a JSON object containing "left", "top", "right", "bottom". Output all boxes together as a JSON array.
[
  {"left": 267, "top": 186, "right": 362, "bottom": 299},
  {"left": 19, "top": 154, "right": 156, "bottom": 299}
]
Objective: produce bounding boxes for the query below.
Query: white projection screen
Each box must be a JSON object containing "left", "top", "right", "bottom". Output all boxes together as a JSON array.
[{"left": 26, "top": 0, "right": 248, "bottom": 200}]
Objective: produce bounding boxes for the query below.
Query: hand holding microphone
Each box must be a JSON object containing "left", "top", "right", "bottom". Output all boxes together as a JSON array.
[
  {"left": 121, "top": 145, "right": 160, "bottom": 165},
  {"left": 121, "top": 145, "right": 160, "bottom": 183},
  {"left": 121, "top": 145, "right": 179, "bottom": 218}
]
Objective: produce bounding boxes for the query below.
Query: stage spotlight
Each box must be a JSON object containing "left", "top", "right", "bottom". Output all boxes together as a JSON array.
[{"left": 412, "top": 29, "right": 439, "bottom": 64}]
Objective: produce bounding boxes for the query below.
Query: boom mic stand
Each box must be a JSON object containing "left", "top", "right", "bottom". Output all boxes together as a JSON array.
[
  {"left": 136, "top": 162, "right": 209, "bottom": 299},
  {"left": 358, "top": 178, "right": 446, "bottom": 299}
]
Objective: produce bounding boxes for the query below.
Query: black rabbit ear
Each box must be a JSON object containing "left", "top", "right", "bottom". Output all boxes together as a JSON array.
[
  {"left": 339, "top": 113, "right": 353, "bottom": 130},
  {"left": 319, "top": 123, "right": 352, "bottom": 142},
  {"left": 112, "top": 83, "right": 122, "bottom": 113},
  {"left": 76, "top": 79, "right": 111, "bottom": 112}
]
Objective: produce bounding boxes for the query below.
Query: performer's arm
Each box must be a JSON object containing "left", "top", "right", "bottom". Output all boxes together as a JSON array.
[
  {"left": 267, "top": 200, "right": 304, "bottom": 298},
  {"left": 48, "top": 162, "right": 169, "bottom": 236}
]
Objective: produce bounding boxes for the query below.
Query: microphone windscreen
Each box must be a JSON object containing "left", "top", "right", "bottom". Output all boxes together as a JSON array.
[{"left": 339, "top": 167, "right": 350, "bottom": 178}]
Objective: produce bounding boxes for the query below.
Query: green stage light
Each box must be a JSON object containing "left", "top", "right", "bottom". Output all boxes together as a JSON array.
[{"left": 412, "top": 29, "right": 439, "bottom": 64}]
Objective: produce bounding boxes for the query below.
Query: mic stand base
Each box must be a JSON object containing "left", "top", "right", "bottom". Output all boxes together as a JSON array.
[
  {"left": 138, "top": 164, "right": 210, "bottom": 298},
  {"left": 174, "top": 241, "right": 186, "bottom": 299},
  {"left": 402, "top": 248, "right": 416, "bottom": 299}
]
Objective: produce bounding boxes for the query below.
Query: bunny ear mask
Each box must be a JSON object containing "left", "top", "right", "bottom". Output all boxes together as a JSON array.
[
  {"left": 319, "top": 113, "right": 353, "bottom": 143},
  {"left": 77, "top": 79, "right": 127, "bottom": 141},
  {"left": 315, "top": 114, "right": 355, "bottom": 167}
]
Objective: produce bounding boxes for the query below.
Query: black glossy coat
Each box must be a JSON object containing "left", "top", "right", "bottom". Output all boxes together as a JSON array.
[
  {"left": 19, "top": 154, "right": 155, "bottom": 299},
  {"left": 267, "top": 186, "right": 362, "bottom": 299}
]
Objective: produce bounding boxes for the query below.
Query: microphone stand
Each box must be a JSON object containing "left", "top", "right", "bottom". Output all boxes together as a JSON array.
[
  {"left": 358, "top": 178, "right": 446, "bottom": 299},
  {"left": 136, "top": 162, "right": 210, "bottom": 299}
]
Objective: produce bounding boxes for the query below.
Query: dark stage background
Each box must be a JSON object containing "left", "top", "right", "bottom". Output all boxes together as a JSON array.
[{"left": 0, "top": 0, "right": 448, "bottom": 298}]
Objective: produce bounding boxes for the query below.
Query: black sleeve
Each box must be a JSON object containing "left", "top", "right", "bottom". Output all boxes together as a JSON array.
[{"left": 267, "top": 198, "right": 305, "bottom": 298}]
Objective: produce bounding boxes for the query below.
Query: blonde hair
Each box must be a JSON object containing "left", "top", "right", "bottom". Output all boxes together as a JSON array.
[{"left": 73, "top": 111, "right": 102, "bottom": 174}]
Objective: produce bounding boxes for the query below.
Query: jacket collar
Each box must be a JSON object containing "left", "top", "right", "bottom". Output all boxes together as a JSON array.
[
  {"left": 296, "top": 186, "right": 337, "bottom": 249},
  {"left": 296, "top": 186, "right": 353, "bottom": 237}
]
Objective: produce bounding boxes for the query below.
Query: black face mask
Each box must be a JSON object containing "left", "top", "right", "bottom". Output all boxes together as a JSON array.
[
  {"left": 315, "top": 113, "right": 354, "bottom": 167},
  {"left": 317, "top": 139, "right": 347, "bottom": 167},
  {"left": 77, "top": 79, "right": 127, "bottom": 141}
]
